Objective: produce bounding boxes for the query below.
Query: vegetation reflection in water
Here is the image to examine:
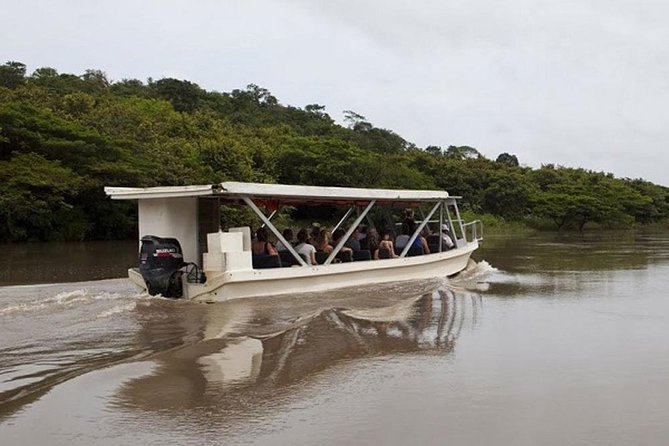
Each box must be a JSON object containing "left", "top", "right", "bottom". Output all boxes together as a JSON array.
[
  {"left": 113, "top": 285, "right": 483, "bottom": 419},
  {"left": 479, "top": 230, "right": 669, "bottom": 273}
]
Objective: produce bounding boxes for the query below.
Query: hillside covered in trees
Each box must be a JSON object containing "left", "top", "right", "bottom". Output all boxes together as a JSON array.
[{"left": 1, "top": 61, "right": 668, "bottom": 242}]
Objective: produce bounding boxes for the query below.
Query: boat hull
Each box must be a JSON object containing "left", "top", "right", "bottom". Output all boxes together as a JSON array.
[{"left": 128, "top": 241, "right": 478, "bottom": 302}]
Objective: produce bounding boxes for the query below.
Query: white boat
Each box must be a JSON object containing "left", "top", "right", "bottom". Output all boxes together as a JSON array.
[{"left": 104, "top": 182, "right": 483, "bottom": 302}]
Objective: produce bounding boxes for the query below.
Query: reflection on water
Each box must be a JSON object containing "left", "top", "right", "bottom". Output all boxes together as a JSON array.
[
  {"left": 475, "top": 230, "right": 669, "bottom": 298},
  {"left": 478, "top": 230, "right": 669, "bottom": 273},
  {"left": 0, "top": 240, "right": 137, "bottom": 286},
  {"left": 0, "top": 274, "right": 484, "bottom": 427},
  {"left": 115, "top": 289, "right": 481, "bottom": 418}
]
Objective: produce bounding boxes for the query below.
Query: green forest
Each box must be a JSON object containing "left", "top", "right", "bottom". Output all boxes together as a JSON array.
[{"left": 1, "top": 60, "right": 668, "bottom": 242}]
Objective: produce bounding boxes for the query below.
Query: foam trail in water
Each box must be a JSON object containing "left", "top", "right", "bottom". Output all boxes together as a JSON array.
[
  {"left": 0, "top": 289, "right": 134, "bottom": 316},
  {"left": 95, "top": 302, "right": 138, "bottom": 319},
  {"left": 447, "top": 259, "right": 497, "bottom": 292}
]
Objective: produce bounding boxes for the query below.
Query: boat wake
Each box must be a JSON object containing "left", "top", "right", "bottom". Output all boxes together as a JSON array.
[
  {"left": 446, "top": 258, "right": 496, "bottom": 292},
  {"left": 0, "top": 276, "right": 484, "bottom": 420},
  {"left": 0, "top": 281, "right": 160, "bottom": 417},
  {"left": 113, "top": 286, "right": 483, "bottom": 419},
  {"left": 0, "top": 289, "right": 134, "bottom": 316}
]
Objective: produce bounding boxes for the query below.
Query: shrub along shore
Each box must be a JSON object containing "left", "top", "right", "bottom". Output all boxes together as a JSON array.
[{"left": 1, "top": 61, "right": 667, "bottom": 242}]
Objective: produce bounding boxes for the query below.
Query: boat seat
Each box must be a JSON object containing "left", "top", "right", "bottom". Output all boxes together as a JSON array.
[
  {"left": 395, "top": 243, "right": 425, "bottom": 257},
  {"left": 352, "top": 250, "right": 371, "bottom": 261},
  {"left": 252, "top": 254, "right": 282, "bottom": 269},
  {"left": 278, "top": 251, "right": 307, "bottom": 267},
  {"left": 378, "top": 247, "right": 392, "bottom": 259},
  {"left": 315, "top": 252, "right": 329, "bottom": 265},
  {"left": 336, "top": 251, "right": 353, "bottom": 263},
  {"left": 315, "top": 250, "right": 352, "bottom": 264},
  {"left": 427, "top": 235, "right": 441, "bottom": 253}
]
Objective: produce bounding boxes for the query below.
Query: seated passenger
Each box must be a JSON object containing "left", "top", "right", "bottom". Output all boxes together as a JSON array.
[
  {"left": 276, "top": 228, "right": 294, "bottom": 252},
  {"left": 309, "top": 223, "right": 321, "bottom": 245},
  {"left": 419, "top": 227, "right": 431, "bottom": 254},
  {"left": 358, "top": 225, "right": 369, "bottom": 250},
  {"left": 402, "top": 208, "right": 416, "bottom": 231},
  {"left": 395, "top": 221, "right": 429, "bottom": 254},
  {"left": 394, "top": 222, "right": 412, "bottom": 249},
  {"left": 440, "top": 224, "right": 455, "bottom": 249},
  {"left": 345, "top": 226, "right": 362, "bottom": 251},
  {"left": 252, "top": 227, "right": 277, "bottom": 257},
  {"left": 331, "top": 229, "right": 354, "bottom": 254},
  {"left": 365, "top": 227, "right": 379, "bottom": 255},
  {"left": 295, "top": 228, "right": 317, "bottom": 265},
  {"left": 375, "top": 229, "right": 398, "bottom": 259},
  {"left": 314, "top": 229, "right": 334, "bottom": 254}
]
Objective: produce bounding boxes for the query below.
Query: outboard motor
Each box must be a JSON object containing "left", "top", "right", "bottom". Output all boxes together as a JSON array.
[{"left": 139, "top": 235, "right": 186, "bottom": 298}]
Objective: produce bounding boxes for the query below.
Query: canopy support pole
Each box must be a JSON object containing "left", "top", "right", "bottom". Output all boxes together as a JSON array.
[
  {"left": 399, "top": 201, "right": 440, "bottom": 258},
  {"left": 325, "top": 200, "right": 376, "bottom": 265},
  {"left": 418, "top": 204, "right": 427, "bottom": 225},
  {"left": 259, "top": 210, "right": 277, "bottom": 229},
  {"left": 333, "top": 206, "right": 355, "bottom": 233},
  {"left": 242, "top": 196, "right": 308, "bottom": 266},
  {"left": 450, "top": 199, "right": 465, "bottom": 248},
  {"left": 439, "top": 200, "right": 444, "bottom": 253}
]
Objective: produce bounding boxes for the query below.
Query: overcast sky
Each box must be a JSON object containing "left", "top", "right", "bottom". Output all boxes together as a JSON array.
[{"left": 2, "top": 0, "right": 668, "bottom": 186}]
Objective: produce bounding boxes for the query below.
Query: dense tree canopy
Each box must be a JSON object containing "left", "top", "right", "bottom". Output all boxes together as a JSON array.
[{"left": 0, "top": 61, "right": 667, "bottom": 241}]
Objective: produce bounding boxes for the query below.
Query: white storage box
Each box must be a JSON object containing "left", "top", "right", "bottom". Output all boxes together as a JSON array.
[
  {"left": 207, "top": 231, "right": 243, "bottom": 253},
  {"left": 228, "top": 226, "right": 252, "bottom": 251},
  {"left": 203, "top": 251, "right": 252, "bottom": 272}
]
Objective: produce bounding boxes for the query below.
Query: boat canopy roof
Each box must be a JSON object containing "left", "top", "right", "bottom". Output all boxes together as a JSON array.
[{"left": 105, "top": 182, "right": 454, "bottom": 203}]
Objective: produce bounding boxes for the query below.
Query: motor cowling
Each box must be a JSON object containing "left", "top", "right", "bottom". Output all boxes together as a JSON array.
[{"left": 139, "top": 235, "right": 186, "bottom": 298}]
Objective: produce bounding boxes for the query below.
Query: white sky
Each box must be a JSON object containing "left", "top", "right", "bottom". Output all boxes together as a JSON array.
[{"left": 2, "top": 0, "right": 668, "bottom": 186}]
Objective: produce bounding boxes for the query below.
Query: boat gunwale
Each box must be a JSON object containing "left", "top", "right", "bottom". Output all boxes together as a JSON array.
[{"left": 215, "top": 242, "right": 478, "bottom": 285}]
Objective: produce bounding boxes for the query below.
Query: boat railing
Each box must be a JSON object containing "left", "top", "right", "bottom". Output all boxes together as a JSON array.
[{"left": 462, "top": 220, "right": 484, "bottom": 243}]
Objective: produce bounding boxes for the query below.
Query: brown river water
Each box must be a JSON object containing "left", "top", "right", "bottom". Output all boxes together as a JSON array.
[{"left": 1, "top": 231, "right": 669, "bottom": 445}]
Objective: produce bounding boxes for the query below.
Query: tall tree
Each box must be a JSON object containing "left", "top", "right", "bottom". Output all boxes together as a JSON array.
[
  {"left": 151, "top": 78, "right": 202, "bottom": 112},
  {"left": 444, "top": 145, "right": 480, "bottom": 160},
  {"left": 0, "top": 61, "right": 26, "bottom": 88},
  {"left": 495, "top": 152, "right": 519, "bottom": 167}
]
